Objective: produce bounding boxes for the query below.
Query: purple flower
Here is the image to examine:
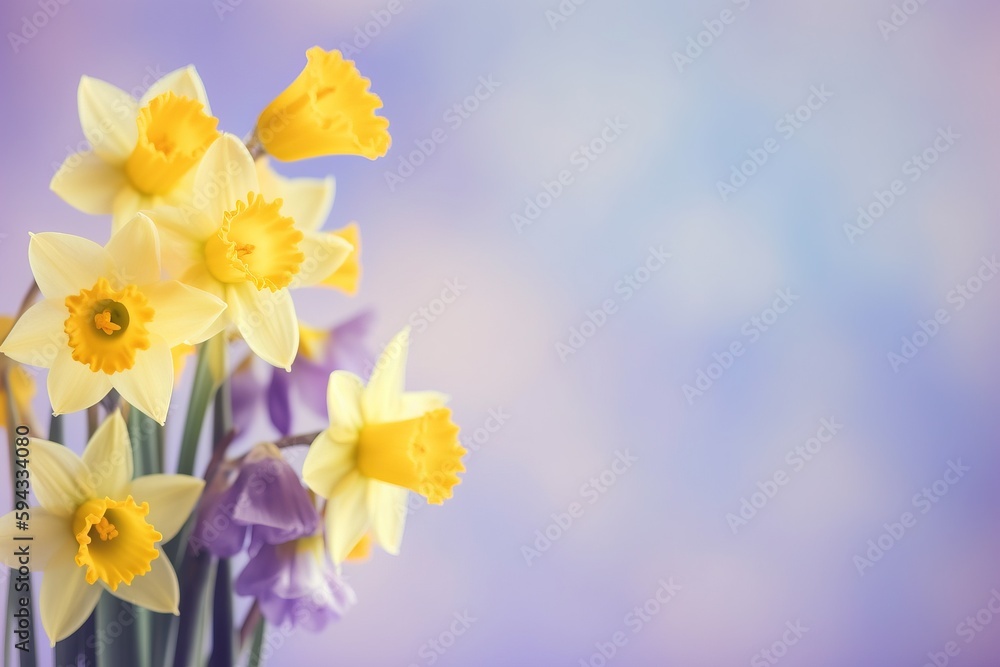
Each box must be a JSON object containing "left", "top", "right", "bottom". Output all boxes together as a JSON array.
[
  {"left": 232, "top": 311, "right": 374, "bottom": 436},
  {"left": 191, "top": 444, "right": 319, "bottom": 557},
  {"left": 235, "top": 534, "right": 356, "bottom": 631}
]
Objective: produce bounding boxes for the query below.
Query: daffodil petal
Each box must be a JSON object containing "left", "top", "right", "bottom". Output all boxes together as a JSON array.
[
  {"left": 128, "top": 474, "right": 205, "bottom": 543},
  {"left": 229, "top": 283, "right": 298, "bottom": 370},
  {"left": 48, "top": 348, "right": 113, "bottom": 417},
  {"left": 105, "top": 553, "right": 180, "bottom": 614},
  {"left": 303, "top": 429, "right": 357, "bottom": 499},
  {"left": 28, "top": 439, "right": 93, "bottom": 517},
  {"left": 293, "top": 233, "right": 353, "bottom": 288},
  {"left": 50, "top": 151, "right": 127, "bottom": 216},
  {"left": 78, "top": 76, "right": 138, "bottom": 164},
  {"left": 29, "top": 232, "right": 115, "bottom": 300},
  {"left": 0, "top": 299, "right": 67, "bottom": 367},
  {"left": 40, "top": 541, "right": 102, "bottom": 646},
  {"left": 319, "top": 222, "right": 362, "bottom": 295},
  {"left": 0, "top": 507, "right": 73, "bottom": 569},
  {"left": 113, "top": 338, "right": 172, "bottom": 424},
  {"left": 399, "top": 391, "right": 450, "bottom": 419},
  {"left": 327, "top": 371, "right": 364, "bottom": 431},
  {"left": 194, "top": 134, "right": 257, "bottom": 222},
  {"left": 256, "top": 158, "right": 335, "bottom": 232},
  {"left": 105, "top": 214, "right": 162, "bottom": 287},
  {"left": 82, "top": 411, "right": 133, "bottom": 499},
  {"left": 140, "top": 65, "right": 212, "bottom": 113},
  {"left": 142, "top": 206, "right": 216, "bottom": 277},
  {"left": 368, "top": 481, "right": 408, "bottom": 555},
  {"left": 325, "top": 472, "right": 370, "bottom": 565},
  {"left": 362, "top": 327, "right": 410, "bottom": 423},
  {"left": 111, "top": 187, "right": 157, "bottom": 234},
  {"left": 143, "top": 281, "right": 226, "bottom": 347}
]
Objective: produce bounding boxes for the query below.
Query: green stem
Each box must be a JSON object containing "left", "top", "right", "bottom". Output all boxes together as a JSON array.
[
  {"left": 54, "top": 613, "right": 94, "bottom": 667},
  {"left": 247, "top": 620, "right": 265, "bottom": 667},
  {"left": 126, "top": 408, "right": 154, "bottom": 667},
  {"left": 96, "top": 595, "right": 139, "bottom": 667},
  {"left": 165, "top": 548, "right": 212, "bottom": 667},
  {"left": 207, "top": 369, "right": 235, "bottom": 666},
  {"left": 177, "top": 342, "right": 218, "bottom": 477},
  {"left": 51, "top": 412, "right": 94, "bottom": 667},
  {"left": 165, "top": 335, "right": 226, "bottom": 567},
  {"left": 166, "top": 335, "right": 229, "bottom": 667},
  {"left": 207, "top": 559, "right": 234, "bottom": 667}
]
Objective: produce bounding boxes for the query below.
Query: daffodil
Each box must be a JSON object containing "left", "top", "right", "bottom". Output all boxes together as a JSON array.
[
  {"left": 0, "top": 215, "right": 227, "bottom": 423},
  {"left": 146, "top": 134, "right": 353, "bottom": 370},
  {"left": 0, "top": 411, "right": 204, "bottom": 645},
  {"left": 0, "top": 316, "right": 36, "bottom": 427},
  {"left": 302, "top": 328, "right": 465, "bottom": 564},
  {"left": 255, "top": 157, "right": 362, "bottom": 294},
  {"left": 255, "top": 47, "right": 390, "bottom": 162},
  {"left": 50, "top": 66, "right": 220, "bottom": 230}
]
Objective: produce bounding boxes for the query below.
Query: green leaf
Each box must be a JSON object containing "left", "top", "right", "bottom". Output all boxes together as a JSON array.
[
  {"left": 96, "top": 594, "right": 140, "bottom": 667},
  {"left": 177, "top": 339, "right": 223, "bottom": 477}
]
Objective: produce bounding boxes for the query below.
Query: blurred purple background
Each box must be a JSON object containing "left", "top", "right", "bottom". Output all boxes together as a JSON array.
[{"left": 3, "top": 0, "right": 1000, "bottom": 665}]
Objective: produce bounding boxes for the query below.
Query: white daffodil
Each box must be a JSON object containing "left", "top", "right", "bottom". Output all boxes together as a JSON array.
[
  {"left": 50, "top": 66, "right": 220, "bottom": 231},
  {"left": 302, "top": 328, "right": 466, "bottom": 564},
  {"left": 255, "top": 157, "right": 362, "bottom": 295},
  {"left": 0, "top": 412, "right": 204, "bottom": 645},
  {"left": 146, "top": 134, "right": 353, "bottom": 370},
  {"left": 0, "top": 215, "right": 226, "bottom": 423}
]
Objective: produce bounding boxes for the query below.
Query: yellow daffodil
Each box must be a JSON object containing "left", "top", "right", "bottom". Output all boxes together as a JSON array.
[
  {"left": 302, "top": 328, "right": 465, "bottom": 564},
  {"left": 255, "top": 47, "right": 390, "bottom": 162},
  {"left": 0, "top": 411, "right": 204, "bottom": 645},
  {"left": 50, "top": 66, "right": 220, "bottom": 230},
  {"left": 0, "top": 215, "right": 227, "bottom": 423},
  {"left": 146, "top": 134, "right": 353, "bottom": 370},
  {"left": 255, "top": 157, "right": 362, "bottom": 294},
  {"left": 0, "top": 316, "right": 36, "bottom": 426}
]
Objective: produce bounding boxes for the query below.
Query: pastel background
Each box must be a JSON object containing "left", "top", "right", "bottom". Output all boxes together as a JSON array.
[{"left": 2, "top": 0, "right": 1000, "bottom": 665}]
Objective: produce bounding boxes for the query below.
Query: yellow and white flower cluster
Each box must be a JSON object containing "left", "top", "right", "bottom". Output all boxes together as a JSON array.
[{"left": 0, "top": 48, "right": 429, "bottom": 647}]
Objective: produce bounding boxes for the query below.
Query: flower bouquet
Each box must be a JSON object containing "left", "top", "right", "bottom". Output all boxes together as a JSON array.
[{"left": 0, "top": 47, "right": 467, "bottom": 667}]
